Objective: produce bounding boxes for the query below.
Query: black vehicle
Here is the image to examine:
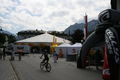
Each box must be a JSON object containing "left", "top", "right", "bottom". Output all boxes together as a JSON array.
[{"left": 77, "top": 0, "right": 120, "bottom": 80}]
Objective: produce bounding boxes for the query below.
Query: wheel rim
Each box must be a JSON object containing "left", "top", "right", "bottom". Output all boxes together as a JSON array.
[{"left": 46, "top": 63, "right": 51, "bottom": 72}]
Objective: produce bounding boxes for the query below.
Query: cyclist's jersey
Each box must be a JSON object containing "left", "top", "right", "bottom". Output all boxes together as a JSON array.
[{"left": 44, "top": 53, "right": 49, "bottom": 60}]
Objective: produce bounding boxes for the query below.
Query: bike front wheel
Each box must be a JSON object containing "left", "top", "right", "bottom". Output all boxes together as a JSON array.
[{"left": 45, "top": 63, "right": 51, "bottom": 72}]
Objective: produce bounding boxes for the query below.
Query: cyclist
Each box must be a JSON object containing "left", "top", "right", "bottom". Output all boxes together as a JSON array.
[{"left": 40, "top": 49, "right": 49, "bottom": 64}]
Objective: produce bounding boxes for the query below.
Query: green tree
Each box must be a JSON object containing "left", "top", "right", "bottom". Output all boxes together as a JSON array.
[
  {"left": 8, "top": 35, "right": 16, "bottom": 43},
  {"left": 71, "top": 29, "right": 84, "bottom": 44},
  {"left": 0, "top": 33, "right": 17, "bottom": 47},
  {"left": 49, "top": 31, "right": 67, "bottom": 37}
]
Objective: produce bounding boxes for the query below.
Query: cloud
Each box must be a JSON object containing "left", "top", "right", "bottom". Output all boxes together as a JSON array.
[
  {"left": 10, "top": 0, "right": 21, "bottom": 5},
  {"left": 50, "top": 11, "right": 69, "bottom": 18},
  {"left": 0, "top": 0, "right": 110, "bottom": 34},
  {"left": 19, "top": 9, "right": 42, "bottom": 16}
]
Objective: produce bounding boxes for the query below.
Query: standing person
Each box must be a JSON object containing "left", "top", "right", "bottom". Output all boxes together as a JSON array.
[
  {"left": 53, "top": 51, "right": 58, "bottom": 63},
  {"left": 40, "top": 49, "right": 49, "bottom": 63},
  {"left": 10, "top": 44, "right": 15, "bottom": 61},
  {"left": 3, "top": 47, "right": 6, "bottom": 60},
  {"left": 18, "top": 51, "right": 22, "bottom": 61},
  {"left": 11, "top": 46, "right": 15, "bottom": 61},
  {"left": 58, "top": 49, "right": 63, "bottom": 58},
  {"left": 0, "top": 48, "right": 3, "bottom": 60},
  {"left": 17, "top": 47, "right": 23, "bottom": 61}
]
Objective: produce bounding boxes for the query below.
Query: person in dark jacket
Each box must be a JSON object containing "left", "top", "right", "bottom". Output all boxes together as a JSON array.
[
  {"left": 3, "top": 47, "right": 6, "bottom": 60},
  {"left": 40, "top": 50, "right": 49, "bottom": 63}
]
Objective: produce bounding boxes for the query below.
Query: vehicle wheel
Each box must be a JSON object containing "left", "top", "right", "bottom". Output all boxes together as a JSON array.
[{"left": 45, "top": 63, "right": 51, "bottom": 72}]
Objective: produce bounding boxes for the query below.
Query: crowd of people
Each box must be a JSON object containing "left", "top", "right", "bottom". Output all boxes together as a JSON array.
[{"left": 0, "top": 46, "right": 23, "bottom": 61}]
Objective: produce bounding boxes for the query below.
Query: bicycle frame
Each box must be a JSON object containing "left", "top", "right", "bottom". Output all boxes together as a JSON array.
[{"left": 40, "top": 62, "right": 51, "bottom": 72}]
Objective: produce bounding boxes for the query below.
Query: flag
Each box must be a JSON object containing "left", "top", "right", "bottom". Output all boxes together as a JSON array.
[
  {"left": 55, "top": 38, "right": 57, "bottom": 43},
  {"left": 53, "top": 35, "right": 55, "bottom": 43},
  {"left": 102, "top": 46, "right": 110, "bottom": 80},
  {"left": 83, "top": 13, "right": 88, "bottom": 40}
]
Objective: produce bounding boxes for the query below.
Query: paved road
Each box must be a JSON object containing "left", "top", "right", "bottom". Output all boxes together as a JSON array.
[
  {"left": 10, "top": 54, "right": 103, "bottom": 80},
  {"left": 0, "top": 57, "right": 18, "bottom": 80}
]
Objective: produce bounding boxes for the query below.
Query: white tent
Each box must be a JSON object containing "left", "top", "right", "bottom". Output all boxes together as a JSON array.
[
  {"left": 16, "top": 33, "right": 71, "bottom": 45},
  {"left": 55, "top": 43, "right": 82, "bottom": 57},
  {"left": 57, "top": 43, "right": 71, "bottom": 47},
  {"left": 55, "top": 43, "right": 71, "bottom": 57},
  {"left": 72, "top": 43, "right": 82, "bottom": 47},
  {"left": 68, "top": 43, "right": 82, "bottom": 55}
]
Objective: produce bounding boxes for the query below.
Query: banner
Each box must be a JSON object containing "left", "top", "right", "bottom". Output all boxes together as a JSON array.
[{"left": 83, "top": 14, "right": 88, "bottom": 40}]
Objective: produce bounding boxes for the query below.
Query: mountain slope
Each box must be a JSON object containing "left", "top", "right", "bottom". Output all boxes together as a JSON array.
[
  {"left": 64, "top": 20, "right": 99, "bottom": 34},
  {"left": 0, "top": 29, "right": 15, "bottom": 36}
]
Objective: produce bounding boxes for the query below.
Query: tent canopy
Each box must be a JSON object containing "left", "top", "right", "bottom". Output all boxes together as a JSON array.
[
  {"left": 57, "top": 43, "right": 71, "bottom": 47},
  {"left": 16, "top": 33, "right": 71, "bottom": 45},
  {"left": 71, "top": 43, "right": 82, "bottom": 47},
  {"left": 55, "top": 43, "right": 82, "bottom": 56}
]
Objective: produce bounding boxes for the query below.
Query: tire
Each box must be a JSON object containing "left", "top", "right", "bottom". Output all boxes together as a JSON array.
[
  {"left": 40, "top": 62, "right": 44, "bottom": 70},
  {"left": 105, "top": 27, "right": 120, "bottom": 80},
  {"left": 45, "top": 63, "right": 51, "bottom": 72},
  {"left": 105, "top": 27, "right": 120, "bottom": 63}
]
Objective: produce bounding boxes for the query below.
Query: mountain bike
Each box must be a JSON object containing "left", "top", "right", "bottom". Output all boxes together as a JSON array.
[{"left": 40, "top": 61, "right": 51, "bottom": 72}]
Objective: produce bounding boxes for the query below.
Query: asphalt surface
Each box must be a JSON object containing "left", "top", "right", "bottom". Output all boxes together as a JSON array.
[
  {"left": 0, "top": 56, "right": 18, "bottom": 80},
  {"left": 0, "top": 54, "right": 103, "bottom": 80}
]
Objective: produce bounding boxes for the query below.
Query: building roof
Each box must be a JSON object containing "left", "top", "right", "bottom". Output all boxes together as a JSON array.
[{"left": 16, "top": 33, "right": 71, "bottom": 44}]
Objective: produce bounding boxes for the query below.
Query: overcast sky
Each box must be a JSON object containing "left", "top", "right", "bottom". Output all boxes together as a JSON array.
[{"left": 0, "top": 0, "right": 110, "bottom": 34}]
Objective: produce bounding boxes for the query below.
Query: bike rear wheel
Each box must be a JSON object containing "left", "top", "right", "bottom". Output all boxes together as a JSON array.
[{"left": 40, "top": 62, "right": 44, "bottom": 70}]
